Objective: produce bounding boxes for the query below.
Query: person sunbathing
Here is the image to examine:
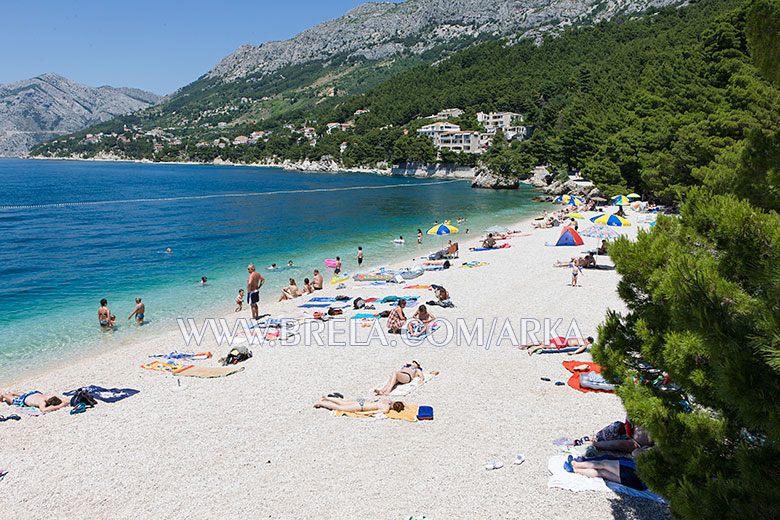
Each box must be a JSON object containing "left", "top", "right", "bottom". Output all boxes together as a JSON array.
[
  {"left": 408, "top": 305, "right": 435, "bottom": 337},
  {"left": 564, "top": 457, "right": 648, "bottom": 490},
  {"left": 597, "top": 240, "right": 608, "bottom": 255},
  {"left": 520, "top": 336, "right": 594, "bottom": 355},
  {"left": 314, "top": 395, "right": 405, "bottom": 414},
  {"left": 481, "top": 234, "right": 497, "bottom": 249},
  {"left": 278, "top": 278, "right": 301, "bottom": 301},
  {"left": 1, "top": 390, "right": 69, "bottom": 412},
  {"left": 373, "top": 360, "right": 439, "bottom": 395}
]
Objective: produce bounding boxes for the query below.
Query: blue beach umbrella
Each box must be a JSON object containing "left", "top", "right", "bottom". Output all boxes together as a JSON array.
[{"left": 612, "top": 195, "right": 632, "bottom": 206}]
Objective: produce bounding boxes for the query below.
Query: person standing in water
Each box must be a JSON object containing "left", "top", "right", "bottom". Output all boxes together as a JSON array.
[
  {"left": 247, "top": 264, "right": 265, "bottom": 321},
  {"left": 356, "top": 247, "right": 363, "bottom": 267},
  {"left": 417, "top": 229, "right": 422, "bottom": 244},
  {"left": 128, "top": 298, "right": 145, "bottom": 324},
  {"left": 334, "top": 257, "right": 342, "bottom": 275},
  {"left": 98, "top": 299, "right": 114, "bottom": 329}
]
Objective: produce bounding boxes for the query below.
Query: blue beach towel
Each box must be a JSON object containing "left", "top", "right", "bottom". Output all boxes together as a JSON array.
[{"left": 298, "top": 303, "right": 332, "bottom": 308}]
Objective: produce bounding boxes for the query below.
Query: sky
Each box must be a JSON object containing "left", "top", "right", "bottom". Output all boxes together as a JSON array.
[{"left": 0, "top": 1, "right": 378, "bottom": 95}]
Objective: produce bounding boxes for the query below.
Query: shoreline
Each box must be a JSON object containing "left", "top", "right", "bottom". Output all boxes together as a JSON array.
[{"left": 2, "top": 205, "right": 666, "bottom": 519}]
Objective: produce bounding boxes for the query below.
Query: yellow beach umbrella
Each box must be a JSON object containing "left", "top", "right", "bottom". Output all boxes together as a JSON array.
[
  {"left": 427, "top": 223, "right": 459, "bottom": 235},
  {"left": 590, "top": 214, "right": 631, "bottom": 227},
  {"left": 627, "top": 193, "right": 641, "bottom": 199},
  {"left": 612, "top": 195, "right": 632, "bottom": 206},
  {"left": 568, "top": 213, "right": 585, "bottom": 219}
]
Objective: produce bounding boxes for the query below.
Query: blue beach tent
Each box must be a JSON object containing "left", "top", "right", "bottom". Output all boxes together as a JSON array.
[{"left": 554, "top": 226, "right": 584, "bottom": 246}]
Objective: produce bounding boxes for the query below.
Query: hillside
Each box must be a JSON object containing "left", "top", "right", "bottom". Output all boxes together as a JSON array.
[
  {"left": 0, "top": 73, "right": 160, "bottom": 156},
  {"left": 31, "top": 0, "right": 681, "bottom": 152}
]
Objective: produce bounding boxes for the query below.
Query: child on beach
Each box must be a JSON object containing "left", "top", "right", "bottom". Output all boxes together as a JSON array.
[
  {"left": 356, "top": 247, "right": 363, "bottom": 266},
  {"left": 570, "top": 261, "right": 583, "bottom": 287},
  {"left": 417, "top": 229, "right": 422, "bottom": 244},
  {"left": 235, "top": 289, "right": 245, "bottom": 312}
]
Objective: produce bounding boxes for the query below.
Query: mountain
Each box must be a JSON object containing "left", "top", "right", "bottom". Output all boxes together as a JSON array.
[
  {"left": 0, "top": 73, "right": 160, "bottom": 156},
  {"left": 31, "top": 0, "right": 681, "bottom": 158}
]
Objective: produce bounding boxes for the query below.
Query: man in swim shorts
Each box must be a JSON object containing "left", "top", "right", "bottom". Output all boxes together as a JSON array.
[
  {"left": 1, "top": 391, "right": 69, "bottom": 412},
  {"left": 98, "top": 299, "right": 114, "bottom": 329},
  {"left": 128, "top": 297, "right": 145, "bottom": 324},
  {"left": 247, "top": 264, "right": 265, "bottom": 321}
]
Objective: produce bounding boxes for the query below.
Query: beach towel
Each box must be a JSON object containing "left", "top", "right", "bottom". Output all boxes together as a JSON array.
[
  {"left": 562, "top": 361, "right": 614, "bottom": 393},
  {"left": 148, "top": 351, "right": 212, "bottom": 360},
  {"left": 141, "top": 361, "right": 193, "bottom": 373},
  {"left": 470, "top": 244, "right": 511, "bottom": 251},
  {"left": 308, "top": 297, "right": 352, "bottom": 303},
  {"left": 351, "top": 313, "right": 379, "bottom": 320},
  {"left": 63, "top": 386, "right": 139, "bottom": 403},
  {"left": 176, "top": 366, "right": 245, "bottom": 378},
  {"left": 459, "top": 261, "right": 489, "bottom": 268},
  {"left": 331, "top": 404, "right": 419, "bottom": 422},
  {"left": 12, "top": 404, "right": 46, "bottom": 416},
  {"left": 297, "top": 303, "right": 332, "bottom": 308},
  {"left": 388, "top": 372, "right": 438, "bottom": 397},
  {"left": 400, "top": 322, "right": 440, "bottom": 342},
  {"left": 547, "top": 456, "right": 667, "bottom": 503}
]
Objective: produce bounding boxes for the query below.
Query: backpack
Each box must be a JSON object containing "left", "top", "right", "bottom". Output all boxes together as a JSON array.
[
  {"left": 69, "top": 388, "right": 97, "bottom": 408},
  {"left": 224, "top": 346, "right": 252, "bottom": 366},
  {"left": 353, "top": 297, "right": 365, "bottom": 309}
]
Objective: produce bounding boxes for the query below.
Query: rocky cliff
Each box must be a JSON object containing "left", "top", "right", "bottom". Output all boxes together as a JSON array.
[
  {"left": 0, "top": 73, "right": 160, "bottom": 156},
  {"left": 206, "top": 0, "right": 680, "bottom": 82}
]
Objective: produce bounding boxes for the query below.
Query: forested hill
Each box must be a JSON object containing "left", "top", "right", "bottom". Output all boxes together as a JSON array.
[{"left": 33, "top": 0, "right": 780, "bottom": 203}]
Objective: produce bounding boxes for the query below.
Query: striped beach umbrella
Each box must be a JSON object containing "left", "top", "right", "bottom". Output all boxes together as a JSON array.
[
  {"left": 580, "top": 224, "right": 621, "bottom": 239},
  {"left": 427, "top": 223, "right": 459, "bottom": 235},
  {"left": 590, "top": 214, "right": 631, "bottom": 227},
  {"left": 567, "top": 212, "right": 585, "bottom": 219},
  {"left": 554, "top": 195, "right": 584, "bottom": 205},
  {"left": 612, "top": 195, "right": 632, "bottom": 206}
]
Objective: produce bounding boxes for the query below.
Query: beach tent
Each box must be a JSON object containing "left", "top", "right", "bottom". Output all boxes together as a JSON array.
[
  {"left": 427, "top": 223, "right": 458, "bottom": 235},
  {"left": 554, "top": 226, "right": 584, "bottom": 246}
]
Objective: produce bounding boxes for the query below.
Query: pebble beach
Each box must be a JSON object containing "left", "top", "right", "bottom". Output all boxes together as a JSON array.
[{"left": 1, "top": 208, "right": 671, "bottom": 520}]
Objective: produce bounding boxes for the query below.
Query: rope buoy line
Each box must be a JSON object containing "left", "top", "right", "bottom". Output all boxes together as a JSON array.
[{"left": 0, "top": 179, "right": 461, "bottom": 210}]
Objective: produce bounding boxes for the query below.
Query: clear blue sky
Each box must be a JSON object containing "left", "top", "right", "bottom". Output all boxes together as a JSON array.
[{"left": 0, "top": 1, "right": 376, "bottom": 95}]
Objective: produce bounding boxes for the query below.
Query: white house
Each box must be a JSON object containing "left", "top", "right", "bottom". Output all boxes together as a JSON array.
[{"left": 417, "top": 122, "right": 461, "bottom": 139}]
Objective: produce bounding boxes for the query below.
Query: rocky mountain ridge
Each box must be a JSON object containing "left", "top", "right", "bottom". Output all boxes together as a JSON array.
[
  {"left": 0, "top": 73, "right": 160, "bottom": 156},
  {"left": 206, "top": 0, "right": 680, "bottom": 82}
]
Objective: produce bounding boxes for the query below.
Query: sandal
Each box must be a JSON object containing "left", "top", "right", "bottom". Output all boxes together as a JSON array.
[{"left": 70, "top": 403, "right": 86, "bottom": 415}]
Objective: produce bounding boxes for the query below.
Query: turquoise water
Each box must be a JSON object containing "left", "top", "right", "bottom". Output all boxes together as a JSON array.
[{"left": 0, "top": 159, "right": 543, "bottom": 382}]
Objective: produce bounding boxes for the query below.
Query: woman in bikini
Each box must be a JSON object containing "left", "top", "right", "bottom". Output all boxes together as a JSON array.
[
  {"left": 313, "top": 395, "right": 405, "bottom": 414},
  {"left": 278, "top": 278, "right": 301, "bottom": 301},
  {"left": 373, "top": 360, "right": 438, "bottom": 395}
]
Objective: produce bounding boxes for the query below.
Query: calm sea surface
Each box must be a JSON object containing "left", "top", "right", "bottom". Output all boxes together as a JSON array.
[{"left": 0, "top": 159, "right": 543, "bottom": 382}]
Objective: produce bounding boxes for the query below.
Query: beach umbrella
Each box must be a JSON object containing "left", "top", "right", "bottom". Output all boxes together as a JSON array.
[
  {"left": 427, "top": 223, "right": 459, "bottom": 235},
  {"left": 567, "top": 213, "right": 585, "bottom": 219},
  {"left": 612, "top": 195, "right": 632, "bottom": 206},
  {"left": 580, "top": 224, "right": 620, "bottom": 239},
  {"left": 590, "top": 214, "right": 631, "bottom": 227},
  {"left": 484, "top": 225, "right": 511, "bottom": 234},
  {"left": 627, "top": 193, "right": 641, "bottom": 199},
  {"left": 554, "top": 195, "right": 584, "bottom": 205},
  {"left": 649, "top": 221, "right": 657, "bottom": 227}
]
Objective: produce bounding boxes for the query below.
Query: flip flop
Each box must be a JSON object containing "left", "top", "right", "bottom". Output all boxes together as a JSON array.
[
  {"left": 326, "top": 393, "right": 344, "bottom": 399},
  {"left": 70, "top": 403, "right": 86, "bottom": 415},
  {"left": 563, "top": 455, "right": 574, "bottom": 473},
  {"left": 540, "top": 377, "right": 551, "bottom": 382},
  {"left": 6, "top": 415, "right": 20, "bottom": 421},
  {"left": 514, "top": 454, "right": 526, "bottom": 465},
  {"left": 555, "top": 381, "right": 565, "bottom": 386},
  {"left": 484, "top": 460, "right": 504, "bottom": 470},
  {"left": 0, "top": 416, "right": 6, "bottom": 422}
]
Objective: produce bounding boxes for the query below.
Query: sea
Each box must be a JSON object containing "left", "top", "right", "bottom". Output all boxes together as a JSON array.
[{"left": 0, "top": 158, "right": 544, "bottom": 383}]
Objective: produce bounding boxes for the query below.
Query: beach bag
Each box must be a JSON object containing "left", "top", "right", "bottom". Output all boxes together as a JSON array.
[
  {"left": 378, "top": 310, "right": 391, "bottom": 318},
  {"left": 443, "top": 260, "right": 451, "bottom": 269},
  {"left": 353, "top": 297, "right": 365, "bottom": 309},
  {"left": 417, "top": 406, "right": 434, "bottom": 420},
  {"left": 327, "top": 307, "right": 343, "bottom": 316},
  {"left": 69, "top": 388, "right": 97, "bottom": 408},
  {"left": 224, "top": 346, "right": 252, "bottom": 366}
]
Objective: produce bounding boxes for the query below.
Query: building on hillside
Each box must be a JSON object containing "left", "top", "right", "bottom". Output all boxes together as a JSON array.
[
  {"left": 354, "top": 109, "right": 370, "bottom": 116},
  {"left": 425, "top": 108, "right": 464, "bottom": 120},
  {"left": 302, "top": 127, "right": 317, "bottom": 139},
  {"left": 326, "top": 122, "right": 355, "bottom": 134},
  {"left": 476, "top": 111, "right": 523, "bottom": 130},
  {"left": 417, "top": 122, "right": 461, "bottom": 139},
  {"left": 340, "top": 142, "right": 348, "bottom": 154},
  {"left": 437, "top": 131, "right": 483, "bottom": 154},
  {"left": 233, "top": 136, "right": 249, "bottom": 145}
]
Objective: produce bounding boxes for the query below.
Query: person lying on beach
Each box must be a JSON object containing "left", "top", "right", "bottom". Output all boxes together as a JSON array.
[
  {"left": 408, "top": 305, "right": 435, "bottom": 337},
  {"left": 1, "top": 391, "right": 69, "bottom": 413},
  {"left": 279, "top": 278, "right": 301, "bottom": 301},
  {"left": 312, "top": 269, "right": 323, "bottom": 290},
  {"left": 374, "top": 360, "right": 439, "bottom": 395},
  {"left": 581, "top": 253, "right": 596, "bottom": 268},
  {"left": 564, "top": 457, "right": 648, "bottom": 491},
  {"left": 386, "top": 298, "right": 407, "bottom": 334},
  {"left": 520, "top": 336, "right": 594, "bottom": 355},
  {"left": 302, "top": 278, "right": 314, "bottom": 294},
  {"left": 128, "top": 297, "right": 145, "bottom": 324},
  {"left": 314, "top": 395, "right": 406, "bottom": 414},
  {"left": 586, "top": 423, "right": 655, "bottom": 456}
]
